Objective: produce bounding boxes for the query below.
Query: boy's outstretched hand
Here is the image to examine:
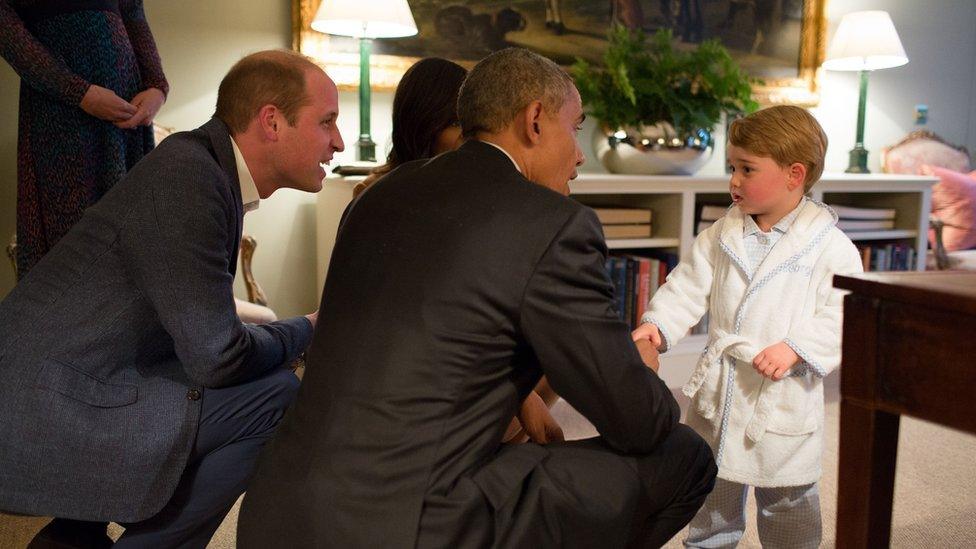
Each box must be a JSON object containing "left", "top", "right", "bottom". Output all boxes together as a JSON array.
[
  {"left": 752, "top": 342, "right": 800, "bottom": 381},
  {"left": 631, "top": 322, "right": 662, "bottom": 349}
]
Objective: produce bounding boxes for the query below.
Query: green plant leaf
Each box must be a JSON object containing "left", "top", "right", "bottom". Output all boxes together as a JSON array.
[{"left": 573, "top": 27, "right": 760, "bottom": 134}]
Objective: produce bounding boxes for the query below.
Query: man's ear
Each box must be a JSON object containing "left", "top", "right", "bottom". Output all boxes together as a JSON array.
[
  {"left": 787, "top": 162, "right": 807, "bottom": 191},
  {"left": 257, "top": 105, "right": 280, "bottom": 141},
  {"left": 523, "top": 100, "right": 545, "bottom": 145}
]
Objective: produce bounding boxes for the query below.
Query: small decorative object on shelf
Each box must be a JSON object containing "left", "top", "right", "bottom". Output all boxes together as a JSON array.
[{"left": 572, "top": 27, "right": 758, "bottom": 176}]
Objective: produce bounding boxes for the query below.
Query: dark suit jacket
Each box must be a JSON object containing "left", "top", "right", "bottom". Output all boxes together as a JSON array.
[
  {"left": 0, "top": 118, "right": 312, "bottom": 522},
  {"left": 238, "top": 141, "right": 679, "bottom": 547}
]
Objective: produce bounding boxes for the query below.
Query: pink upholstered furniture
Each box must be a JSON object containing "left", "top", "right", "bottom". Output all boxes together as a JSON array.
[{"left": 882, "top": 131, "right": 976, "bottom": 270}]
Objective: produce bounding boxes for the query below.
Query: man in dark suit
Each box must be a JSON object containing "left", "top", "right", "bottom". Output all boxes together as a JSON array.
[
  {"left": 0, "top": 50, "right": 344, "bottom": 547},
  {"left": 239, "top": 48, "right": 715, "bottom": 548}
]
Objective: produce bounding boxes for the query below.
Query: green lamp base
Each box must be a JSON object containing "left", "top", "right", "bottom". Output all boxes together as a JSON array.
[
  {"left": 357, "top": 134, "right": 376, "bottom": 163},
  {"left": 845, "top": 146, "right": 870, "bottom": 174}
]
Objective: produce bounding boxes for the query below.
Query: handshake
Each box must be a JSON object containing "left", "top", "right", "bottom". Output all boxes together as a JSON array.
[{"left": 630, "top": 323, "right": 800, "bottom": 381}]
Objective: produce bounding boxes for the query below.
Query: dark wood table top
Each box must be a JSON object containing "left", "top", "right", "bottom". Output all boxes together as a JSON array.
[{"left": 834, "top": 272, "right": 976, "bottom": 316}]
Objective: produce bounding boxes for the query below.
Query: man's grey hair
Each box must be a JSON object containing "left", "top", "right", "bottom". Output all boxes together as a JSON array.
[{"left": 458, "top": 48, "right": 574, "bottom": 138}]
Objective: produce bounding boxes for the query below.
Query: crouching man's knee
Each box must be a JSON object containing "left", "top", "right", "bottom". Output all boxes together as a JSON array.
[
  {"left": 264, "top": 368, "right": 300, "bottom": 413},
  {"left": 635, "top": 423, "right": 717, "bottom": 509},
  {"left": 625, "top": 425, "right": 718, "bottom": 547},
  {"left": 668, "top": 424, "right": 717, "bottom": 504}
]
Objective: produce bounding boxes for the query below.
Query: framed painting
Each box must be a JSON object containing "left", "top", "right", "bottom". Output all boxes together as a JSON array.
[{"left": 293, "top": 0, "right": 827, "bottom": 105}]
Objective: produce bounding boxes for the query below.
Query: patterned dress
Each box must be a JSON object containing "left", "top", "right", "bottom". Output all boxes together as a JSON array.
[{"left": 0, "top": 0, "right": 168, "bottom": 277}]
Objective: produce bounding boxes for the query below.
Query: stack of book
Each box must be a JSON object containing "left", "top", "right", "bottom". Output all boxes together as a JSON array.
[
  {"left": 593, "top": 207, "right": 653, "bottom": 239},
  {"left": 696, "top": 204, "right": 730, "bottom": 235},
  {"left": 604, "top": 251, "right": 679, "bottom": 329},
  {"left": 828, "top": 204, "right": 897, "bottom": 231}
]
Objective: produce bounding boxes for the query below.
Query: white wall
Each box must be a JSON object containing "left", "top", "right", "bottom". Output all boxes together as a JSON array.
[
  {"left": 814, "top": 0, "right": 976, "bottom": 173},
  {"left": 3, "top": 0, "right": 976, "bottom": 316}
]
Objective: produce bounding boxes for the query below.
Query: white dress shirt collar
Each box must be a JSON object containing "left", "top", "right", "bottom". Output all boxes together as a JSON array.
[
  {"left": 743, "top": 197, "right": 805, "bottom": 237},
  {"left": 230, "top": 137, "right": 260, "bottom": 213}
]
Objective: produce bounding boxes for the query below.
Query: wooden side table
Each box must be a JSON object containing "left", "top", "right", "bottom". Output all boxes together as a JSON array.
[{"left": 833, "top": 272, "right": 976, "bottom": 548}]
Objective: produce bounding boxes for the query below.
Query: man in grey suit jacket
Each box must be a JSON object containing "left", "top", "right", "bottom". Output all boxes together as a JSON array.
[
  {"left": 0, "top": 50, "right": 344, "bottom": 547},
  {"left": 239, "top": 48, "right": 715, "bottom": 548}
]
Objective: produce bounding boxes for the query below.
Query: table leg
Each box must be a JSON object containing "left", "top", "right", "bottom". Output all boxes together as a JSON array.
[{"left": 835, "top": 398, "right": 900, "bottom": 548}]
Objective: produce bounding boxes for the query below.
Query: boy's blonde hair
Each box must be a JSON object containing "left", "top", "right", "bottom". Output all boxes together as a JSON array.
[{"left": 728, "top": 105, "right": 827, "bottom": 192}]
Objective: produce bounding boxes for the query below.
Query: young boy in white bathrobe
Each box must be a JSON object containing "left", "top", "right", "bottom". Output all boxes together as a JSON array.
[{"left": 632, "top": 105, "right": 863, "bottom": 548}]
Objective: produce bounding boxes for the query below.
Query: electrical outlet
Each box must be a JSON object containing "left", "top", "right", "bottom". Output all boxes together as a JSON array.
[{"left": 914, "top": 104, "right": 929, "bottom": 125}]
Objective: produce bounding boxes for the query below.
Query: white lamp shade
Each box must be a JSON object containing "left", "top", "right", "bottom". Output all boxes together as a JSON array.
[
  {"left": 311, "top": 0, "right": 418, "bottom": 39},
  {"left": 822, "top": 11, "right": 908, "bottom": 71}
]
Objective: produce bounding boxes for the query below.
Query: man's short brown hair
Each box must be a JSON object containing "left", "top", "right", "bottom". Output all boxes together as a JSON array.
[
  {"left": 728, "top": 105, "right": 828, "bottom": 192},
  {"left": 458, "top": 48, "right": 574, "bottom": 138},
  {"left": 215, "top": 50, "right": 323, "bottom": 134}
]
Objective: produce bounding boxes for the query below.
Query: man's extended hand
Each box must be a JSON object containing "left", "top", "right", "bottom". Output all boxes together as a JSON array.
[
  {"left": 635, "top": 337, "right": 660, "bottom": 373},
  {"left": 631, "top": 322, "right": 662, "bottom": 349},
  {"left": 752, "top": 341, "right": 800, "bottom": 381},
  {"left": 517, "top": 391, "right": 564, "bottom": 445},
  {"left": 305, "top": 310, "right": 318, "bottom": 329}
]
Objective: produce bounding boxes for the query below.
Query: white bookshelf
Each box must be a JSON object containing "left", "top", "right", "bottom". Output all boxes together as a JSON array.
[
  {"left": 570, "top": 172, "right": 936, "bottom": 266},
  {"left": 569, "top": 172, "right": 938, "bottom": 371}
]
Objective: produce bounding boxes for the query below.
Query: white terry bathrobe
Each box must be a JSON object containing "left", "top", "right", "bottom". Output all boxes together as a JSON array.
[{"left": 643, "top": 199, "right": 863, "bottom": 487}]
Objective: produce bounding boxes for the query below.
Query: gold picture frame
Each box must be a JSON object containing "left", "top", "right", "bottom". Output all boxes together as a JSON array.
[{"left": 293, "top": 0, "right": 826, "bottom": 106}]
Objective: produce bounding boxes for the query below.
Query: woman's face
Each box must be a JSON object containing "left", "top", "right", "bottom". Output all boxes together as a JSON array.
[{"left": 432, "top": 123, "right": 463, "bottom": 156}]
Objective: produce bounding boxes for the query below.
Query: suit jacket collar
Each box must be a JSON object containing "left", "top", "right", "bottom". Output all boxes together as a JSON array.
[
  {"left": 201, "top": 117, "right": 243, "bottom": 276},
  {"left": 459, "top": 140, "right": 526, "bottom": 181}
]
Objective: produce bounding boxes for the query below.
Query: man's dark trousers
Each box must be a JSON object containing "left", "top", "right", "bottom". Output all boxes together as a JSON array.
[{"left": 108, "top": 368, "right": 299, "bottom": 547}]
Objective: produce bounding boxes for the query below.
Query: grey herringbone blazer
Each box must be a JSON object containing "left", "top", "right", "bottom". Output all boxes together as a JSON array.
[{"left": 0, "top": 118, "right": 313, "bottom": 522}]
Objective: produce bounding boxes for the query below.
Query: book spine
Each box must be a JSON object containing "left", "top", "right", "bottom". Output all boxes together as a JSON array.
[
  {"left": 635, "top": 257, "right": 651, "bottom": 327},
  {"left": 624, "top": 257, "right": 635, "bottom": 328},
  {"left": 648, "top": 258, "right": 661, "bottom": 296}
]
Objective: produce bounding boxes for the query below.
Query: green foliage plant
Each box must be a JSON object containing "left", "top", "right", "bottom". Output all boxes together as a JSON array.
[{"left": 572, "top": 27, "right": 760, "bottom": 135}]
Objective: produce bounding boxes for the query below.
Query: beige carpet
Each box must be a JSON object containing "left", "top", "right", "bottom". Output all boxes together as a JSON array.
[{"left": 3, "top": 375, "right": 975, "bottom": 548}]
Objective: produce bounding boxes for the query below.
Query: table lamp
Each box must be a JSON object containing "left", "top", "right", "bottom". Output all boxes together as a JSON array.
[
  {"left": 312, "top": 0, "right": 418, "bottom": 162},
  {"left": 822, "top": 11, "right": 908, "bottom": 173}
]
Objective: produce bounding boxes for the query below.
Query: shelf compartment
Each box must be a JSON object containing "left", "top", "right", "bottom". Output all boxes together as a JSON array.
[{"left": 573, "top": 192, "right": 683, "bottom": 243}]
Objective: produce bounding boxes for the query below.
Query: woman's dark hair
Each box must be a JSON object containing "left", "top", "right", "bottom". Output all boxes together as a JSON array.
[
  {"left": 387, "top": 57, "right": 467, "bottom": 165},
  {"left": 356, "top": 58, "right": 467, "bottom": 195}
]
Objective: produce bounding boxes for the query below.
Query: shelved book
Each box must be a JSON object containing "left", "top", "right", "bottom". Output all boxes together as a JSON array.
[
  {"left": 604, "top": 251, "right": 679, "bottom": 329},
  {"left": 593, "top": 207, "right": 653, "bottom": 239},
  {"left": 828, "top": 204, "right": 897, "bottom": 220},
  {"left": 603, "top": 224, "right": 653, "bottom": 238},
  {"left": 836, "top": 219, "right": 896, "bottom": 231},
  {"left": 855, "top": 242, "right": 917, "bottom": 271},
  {"left": 828, "top": 203, "right": 897, "bottom": 231},
  {"left": 695, "top": 203, "right": 730, "bottom": 235}
]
